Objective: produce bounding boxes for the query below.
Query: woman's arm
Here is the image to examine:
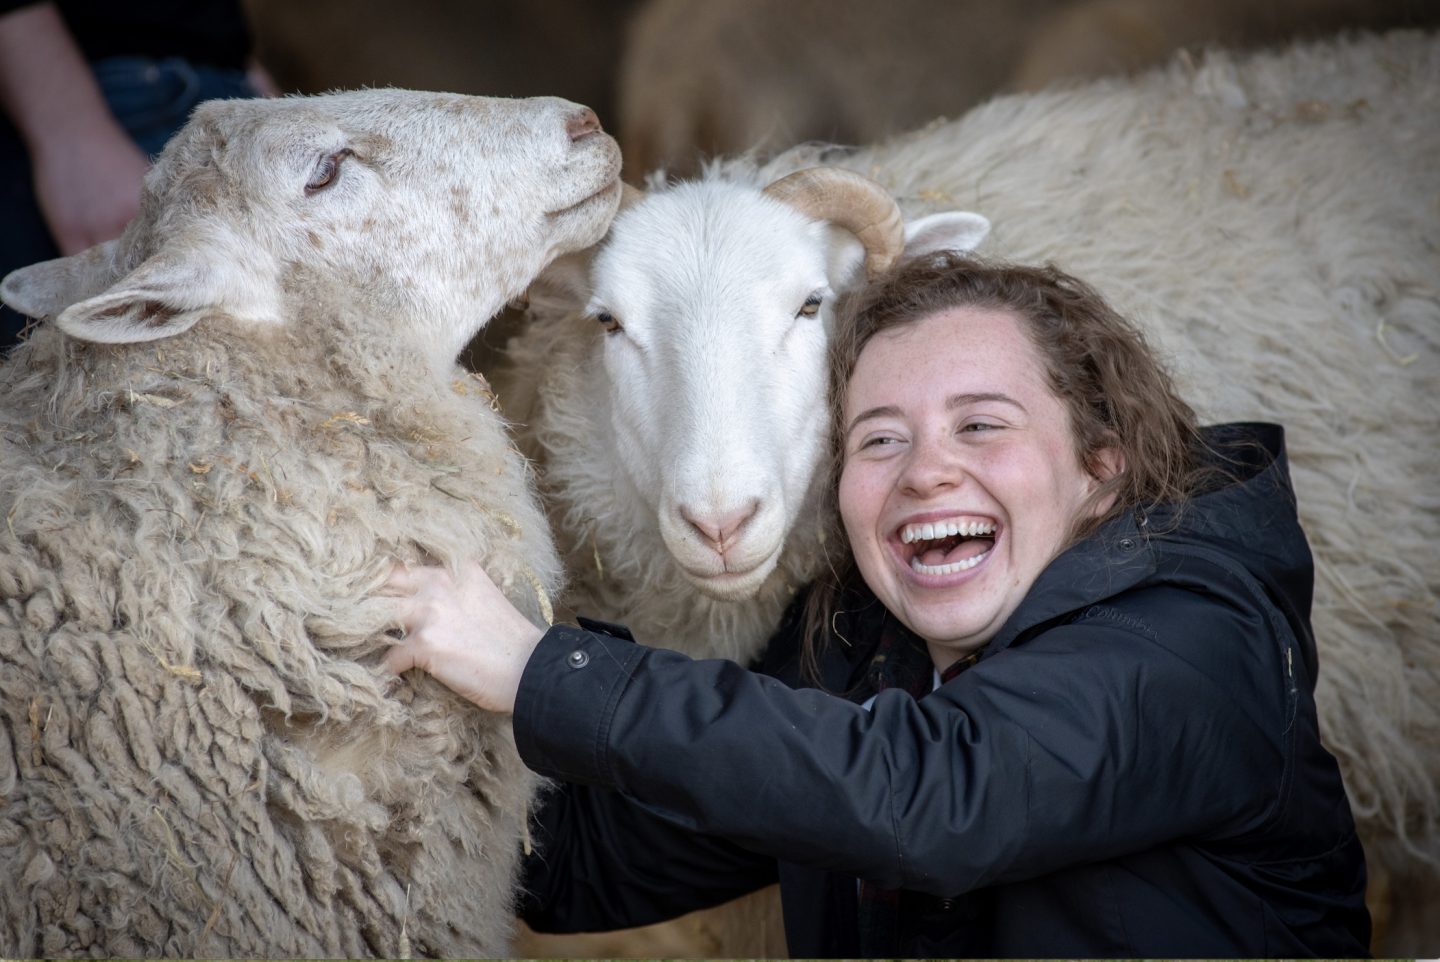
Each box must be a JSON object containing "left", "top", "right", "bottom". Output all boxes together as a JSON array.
[
  {"left": 0, "top": 2, "right": 149, "bottom": 253},
  {"left": 516, "top": 606, "right": 1284, "bottom": 894},
  {"left": 384, "top": 563, "right": 1285, "bottom": 895},
  {"left": 520, "top": 780, "right": 777, "bottom": 933}
]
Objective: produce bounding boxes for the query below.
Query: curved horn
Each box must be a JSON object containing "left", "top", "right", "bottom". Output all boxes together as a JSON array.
[{"left": 762, "top": 167, "right": 903, "bottom": 279}]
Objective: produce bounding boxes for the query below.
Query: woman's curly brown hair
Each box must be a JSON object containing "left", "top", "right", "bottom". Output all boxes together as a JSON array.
[{"left": 803, "top": 251, "right": 1215, "bottom": 671}]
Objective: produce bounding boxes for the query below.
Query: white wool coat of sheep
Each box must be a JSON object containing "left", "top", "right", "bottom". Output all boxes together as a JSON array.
[
  {"left": 506, "top": 28, "right": 1438, "bottom": 955},
  {"left": 0, "top": 89, "right": 621, "bottom": 958}
]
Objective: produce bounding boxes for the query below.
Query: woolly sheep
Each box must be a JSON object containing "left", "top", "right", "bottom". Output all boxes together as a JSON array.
[
  {"left": 503, "top": 172, "right": 987, "bottom": 667},
  {"left": 508, "top": 29, "right": 1439, "bottom": 956},
  {"left": 0, "top": 89, "right": 621, "bottom": 957}
]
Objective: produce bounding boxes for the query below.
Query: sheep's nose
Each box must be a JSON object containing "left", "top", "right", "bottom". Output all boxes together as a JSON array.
[
  {"left": 565, "top": 107, "right": 602, "bottom": 141},
  {"left": 681, "top": 501, "right": 759, "bottom": 554}
]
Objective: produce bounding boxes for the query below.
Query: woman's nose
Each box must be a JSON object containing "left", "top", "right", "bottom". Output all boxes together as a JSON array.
[{"left": 899, "top": 436, "right": 963, "bottom": 497}]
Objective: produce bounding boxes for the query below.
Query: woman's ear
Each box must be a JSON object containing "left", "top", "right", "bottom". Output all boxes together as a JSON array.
[
  {"left": 1082, "top": 444, "right": 1126, "bottom": 519},
  {"left": 1091, "top": 445, "right": 1125, "bottom": 484}
]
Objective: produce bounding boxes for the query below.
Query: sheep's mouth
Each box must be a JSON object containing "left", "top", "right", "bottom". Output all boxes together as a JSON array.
[
  {"left": 899, "top": 519, "right": 997, "bottom": 576},
  {"left": 546, "top": 175, "right": 620, "bottom": 219}
]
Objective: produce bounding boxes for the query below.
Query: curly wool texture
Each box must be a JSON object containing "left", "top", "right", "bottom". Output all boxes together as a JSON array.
[{"left": 0, "top": 295, "right": 560, "bottom": 956}]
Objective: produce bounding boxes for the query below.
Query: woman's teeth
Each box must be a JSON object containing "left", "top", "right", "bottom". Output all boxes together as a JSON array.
[
  {"left": 900, "top": 519, "right": 996, "bottom": 543},
  {"left": 911, "top": 548, "right": 991, "bottom": 576},
  {"left": 901, "top": 519, "right": 997, "bottom": 576}
]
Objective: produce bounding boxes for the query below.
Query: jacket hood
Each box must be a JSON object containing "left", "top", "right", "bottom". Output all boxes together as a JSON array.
[{"left": 987, "top": 422, "right": 1318, "bottom": 682}]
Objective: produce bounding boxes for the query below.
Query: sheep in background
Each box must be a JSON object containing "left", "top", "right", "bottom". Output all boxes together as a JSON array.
[
  {"left": 0, "top": 89, "right": 621, "bottom": 958},
  {"left": 617, "top": 0, "right": 1437, "bottom": 179},
  {"left": 508, "top": 29, "right": 1438, "bottom": 957}
]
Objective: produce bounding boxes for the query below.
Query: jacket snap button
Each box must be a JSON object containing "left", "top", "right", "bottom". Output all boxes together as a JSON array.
[
  {"left": 1119, "top": 538, "right": 1136, "bottom": 550},
  {"left": 938, "top": 897, "right": 956, "bottom": 912},
  {"left": 566, "top": 650, "right": 589, "bottom": 669}
]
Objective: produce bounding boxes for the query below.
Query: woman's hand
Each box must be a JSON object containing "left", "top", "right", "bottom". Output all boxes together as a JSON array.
[{"left": 382, "top": 560, "right": 545, "bottom": 714}]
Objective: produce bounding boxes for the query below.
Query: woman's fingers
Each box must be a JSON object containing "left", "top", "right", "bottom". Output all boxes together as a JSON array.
[
  {"left": 367, "top": 557, "right": 537, "bottom": 713},
  {"left": 381, "top": 636, "right": 416, "bottom": 676},
  {"left": 379, "top": 561, "right": 429, "bottom": 596}
]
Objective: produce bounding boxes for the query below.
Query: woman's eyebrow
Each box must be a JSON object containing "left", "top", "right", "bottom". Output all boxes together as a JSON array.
[
  {"left": 847, "top": 392, "right": 1027, "bottom": 436},
  {"left": 845, "top": 404, "right": 902, "bottom": 436},
  {"left": 948, "top": 391, "right": 1025, "bottom": 412}
]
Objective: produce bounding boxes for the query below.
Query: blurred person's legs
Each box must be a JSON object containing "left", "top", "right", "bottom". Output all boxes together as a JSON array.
[
  {"left": 94, "top": 56, "right": 258, "bottom": 155},
  {"left": 2, "top": 57, "right": 257, "bottom": 351}
]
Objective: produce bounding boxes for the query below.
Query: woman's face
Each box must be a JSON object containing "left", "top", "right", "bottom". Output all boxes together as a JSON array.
[{"left": 839, "top": 306, "right": 1107, "bottom": 668}]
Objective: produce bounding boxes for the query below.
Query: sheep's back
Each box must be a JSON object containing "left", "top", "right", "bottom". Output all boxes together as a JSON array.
[{"left": 0, "top": 321, "right": 554, "bottom": 957}]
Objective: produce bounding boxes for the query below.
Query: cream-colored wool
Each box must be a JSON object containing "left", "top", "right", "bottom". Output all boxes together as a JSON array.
[
  {"left": 509, "top": 29, "right": 1438, "bottom": 955},
  {"left": 0, "top": 89, "right": 620, "bottom": 958}
]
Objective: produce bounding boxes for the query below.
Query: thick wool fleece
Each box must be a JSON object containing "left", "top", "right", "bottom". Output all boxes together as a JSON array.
[{"left": 0, "top": 297, "right": 560, "bottom": 957}]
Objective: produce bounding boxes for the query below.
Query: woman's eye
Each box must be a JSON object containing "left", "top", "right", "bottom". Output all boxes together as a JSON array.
[
  {"left": 961, "top": 421, "right": 999, "bottom": 433},
  {"left": 796, "top": 292, "right": 823, "bottom": 318},
  {"left": 306, "top": 149, "right": 353, "bottom": 194},
  {"left": 594, "top": 310, "right": 623, "bottom": 334}
]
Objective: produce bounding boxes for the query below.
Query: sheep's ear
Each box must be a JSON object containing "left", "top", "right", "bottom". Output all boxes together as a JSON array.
[
  {"left": 54, "top": 239, "right": 279, "bottom": 345},
  {"left": 0, "top": 241, "right": 126, "bottom": 323},
  {"left": 823, "top": 229, "right": 869, "bottom": 291},
  {"left": 903, "top": 211, "right": 991, "bottom": 258}
]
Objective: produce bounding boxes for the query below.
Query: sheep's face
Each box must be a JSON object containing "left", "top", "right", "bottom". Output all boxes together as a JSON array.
[
  {"left": 1, "top": 89, "right": 622, "bottom": 370},
  {"left": 586, "top": 184, "right": 840, "bottom": 600},
  {"left": 569, "top": 179, "right": 989, "bottom": 602}
]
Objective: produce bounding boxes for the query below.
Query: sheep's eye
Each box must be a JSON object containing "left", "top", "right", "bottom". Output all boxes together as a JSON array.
[
  {"left": 594, "top": 310, "right": 623, "bottom": 334},
  {"left": 306, "top": 149, "right": 353, "bottom": 194},
  {"left": 797, "top": 292, "right": 823, "bottom": 318}
]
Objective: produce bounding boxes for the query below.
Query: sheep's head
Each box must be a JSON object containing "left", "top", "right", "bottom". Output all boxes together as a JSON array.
[
  {"left": 1, "top": 89, "right": 622, "bottom": 371},
  {"left": 545, "top": 167, "right": 988, "bottom": 601}
]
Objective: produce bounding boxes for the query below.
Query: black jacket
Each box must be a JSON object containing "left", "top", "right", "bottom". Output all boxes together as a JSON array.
[{"left": 514, "top": 423, "right": 1370, "bottom": 958}]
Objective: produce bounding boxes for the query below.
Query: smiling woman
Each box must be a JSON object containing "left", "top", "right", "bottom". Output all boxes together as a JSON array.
[
  {"left": 839, "top": 306, "right": 1108, "bottom": 663},
  {"left": 381, "top": 252, "right": 1371, "bottom": 958},
  {"left": 820, "top": 255, "right": 1197, "bottom": 671}
]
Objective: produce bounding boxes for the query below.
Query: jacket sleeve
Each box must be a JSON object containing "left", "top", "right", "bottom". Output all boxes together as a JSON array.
[
  {"left": 518, "top": 777, "right": 777, "bottom": 933},
  {"left": 514, "top": 593, "right": 1289, "bottom": 896}
]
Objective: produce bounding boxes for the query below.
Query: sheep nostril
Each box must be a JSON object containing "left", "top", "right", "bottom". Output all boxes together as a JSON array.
[
  {"left": 565, "top": 108, "right": 602, "bottom": 142},
  {"left": 680, "top": 501, "right": 759, "bottom": 553}
]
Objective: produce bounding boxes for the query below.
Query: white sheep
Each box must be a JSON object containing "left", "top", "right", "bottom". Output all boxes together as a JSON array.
[
  {"left": 0, "top": 88, "right": 621, "bottom": 958},
  {"left": 504, "top": 171, "right": 987, "bottom": 668},
  {"left": 506, "top": 29, "right": 1438, "bottom": 956}
]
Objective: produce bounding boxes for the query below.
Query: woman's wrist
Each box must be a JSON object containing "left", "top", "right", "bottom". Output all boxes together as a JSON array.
[{"left": 492, "top": 621, "right": 545, "bottom": 714}]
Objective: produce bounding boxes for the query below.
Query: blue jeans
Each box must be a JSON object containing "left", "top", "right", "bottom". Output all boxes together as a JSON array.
[
  {"left": 1, "top": 57, "right": 258, "bottom": 347},
  {"left": 92, "top": 56, "right": 257, "bottom": 157}
]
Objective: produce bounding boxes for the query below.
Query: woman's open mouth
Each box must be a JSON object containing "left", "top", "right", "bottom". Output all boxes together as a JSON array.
[{"left": 899, "top": 518, "right": 997, "bottom": 576}]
